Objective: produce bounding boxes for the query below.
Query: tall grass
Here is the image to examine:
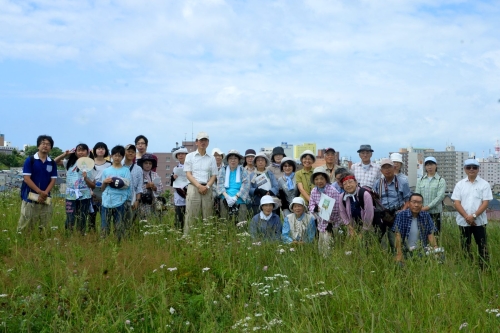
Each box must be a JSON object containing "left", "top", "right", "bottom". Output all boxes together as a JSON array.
[{"left": 0, "top": 190, "right": 499, "bottom": 332}]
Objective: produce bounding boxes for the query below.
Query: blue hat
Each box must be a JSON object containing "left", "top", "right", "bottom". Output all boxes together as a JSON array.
[
  {"left": 424, "top": 156, "right": 437, "bottom": 164},
  {"left": 463, "top": 159, "right": 479, "bottom": 167}
]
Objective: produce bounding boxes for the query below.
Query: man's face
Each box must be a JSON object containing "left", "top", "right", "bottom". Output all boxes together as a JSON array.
[
  {"left": 325, "top": 151, "right": 335, "bottom": 165},
  {"left": 314, "top": 174, "right": 327, "bottom": 188},
  {"left": 292, "top": 203, "right": 304, "bottom": 216},
  {"left": 177, "top": 153, "right": 186, "bottom": 164},
  {"left": 273, "top": 154, "right": 284, "bottom": 164},
  {"left": 359, "top": 151, "right": 372, "bottom": 163},
  {"left": 261, "top": 203, "right": 274, "bottom": 215},
  {"left": 464, "top": 165, "right": 479, "bottom": 177},
  {"left": 409, "top": 196, "right": 423, "bottom": 215},
  {"left": 38, "top": 139, "right": 52, "bottom": 153},
  {"left": 381, "top": 164, "right": 395, "bottom": 179},
  {"left": 112, "top": 153, "right": 123, "bottom": 163},
  {"left": 343, "top": 179, "right": 357, "bottom": 194},
  {"left": 136, "top": 139, "right": 147, "bottom": 153},
  {"left": 125, "top": 149, "right": 136, "bottom": 161},
  {"left": 196, "top": 138, "right": 209, "bottom": 150}
]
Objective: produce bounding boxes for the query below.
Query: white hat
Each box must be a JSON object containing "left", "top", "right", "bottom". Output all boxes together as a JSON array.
[
  {"left": 223, "top": 150, "right": 243, "bottom": 164},
  {"left": 424, "top": 156, "right": 437, "bottom": 164},
  {"left": 196, "top": 132, "right": 209, "bottom": 140},
  {"left": 390, "top": 153, "right": 404, "bottom": 164},
  {"left": 289, "top": 197, "right": 307, "bottom": 212},
  {"left": 310, "top": 166, "right": 330, "bottom": 184},
  {"left": 173, "top": 147, "right": 188, "bottom": 160},
  {"left": 280, "top": 157, "right": 297, "bottom": 172},
  {"left": 253, "top": 152, "right": 270, "bottom": 167},
  {"left": 299, "top": 150, "right": 316, "bottom": 163},
  {"left": 172, "top": 166, "right": 189, "bottom": 188},
  {"left": 259, "top": 195, "right": 279, "bottom": 210},
  {"left": 464, "top": 159, "right": 479, "bottom": 167},
  {"left": 211, "top": 148, "right": 223, "bottom": 156}
]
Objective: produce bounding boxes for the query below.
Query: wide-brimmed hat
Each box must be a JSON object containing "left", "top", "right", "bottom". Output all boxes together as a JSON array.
[
  {"left": 173, "top": 147, "right": 188, "bottom": 160},
  {"left": 137, "top": 153, "right": 158, "bottom": 169},
  {"left": 310, "top": 166, "right": 330, "bottom": 184},
  {"left": 243, "top": 149, "right": 256, "bottom": 167},
  {"left": 299, "top": 150, "right": 316, "bottom": 163},
  {"left": 390, "top": 153, "right": 404, "bottom": 164},
  {"left": 211, "top": 148, "right": 224, "bottom": 157},
  {"left": 357, "top": 144, "right": 374, "bottom": 153},
  {"left": 172, "top": 166, "right": 189, "bottom": 188},
  {"left": 223, "top": 149, "right": 243, "bottom": 164},
  {"left": 289, "top": 197, "right": 308, "bottom": 212},
  {"left": 259, "top": 195, "right": 279, "bottom": 210},
  {"left": 280, "top": 157, "right": 297, "bottom": 172},
  {"left": 271, "top": 146, "right": 286, "bottom": 162},
  {"left": 424, "top": 156, "right": 437, "bottom": 165},
  {"left": 253, "top": 153, "right": 270, "bottom": 167}
]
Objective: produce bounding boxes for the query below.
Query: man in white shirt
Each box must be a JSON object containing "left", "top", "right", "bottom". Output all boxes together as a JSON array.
[
  {"left": 183, "top": 132, "right": 218, "bottom": 235},
  {"left": 451, "top": 158, "right": 492, "bottom": 269}
]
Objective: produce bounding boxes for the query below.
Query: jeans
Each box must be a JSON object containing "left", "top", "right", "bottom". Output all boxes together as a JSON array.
[
  {"left": 459, "top": 225, "right": 488, "bottom": 268},
  {"left": 101, "top": 204, "right": 126, "bottom": 241},
  {"left": 65, "top": 199, "right": 91, "bottom": 235}
]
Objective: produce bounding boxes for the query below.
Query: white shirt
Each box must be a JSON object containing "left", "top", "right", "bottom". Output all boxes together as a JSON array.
[
  {"left": 184, "top": 149, "right": 218, "bottom": 184},
  {"left": 451, "top": 176, "right": 492, "bottom": 227}
]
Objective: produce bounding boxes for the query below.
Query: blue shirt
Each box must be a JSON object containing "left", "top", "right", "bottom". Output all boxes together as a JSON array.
[
  {"left": 101, "top": 166, "right": 131, "bottom": 208},
  {"left": 282, "top": 212, "right": 316, "bottom": 244},
  {"left": 391, "top": 209, "right": 436, "bottom": 247},
  {"left": 249, "top": 213, "right": 282, "bottom": 241},
  {"left": 373, "top": 175, "right": 411, "bottom": 210},
  {"left": 21, "top": 153, "right": 58, "bottom": 202}
]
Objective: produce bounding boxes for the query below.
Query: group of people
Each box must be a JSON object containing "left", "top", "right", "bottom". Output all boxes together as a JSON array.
[{"left": 18, "top": 132, "right": 493, "bottom": 268}]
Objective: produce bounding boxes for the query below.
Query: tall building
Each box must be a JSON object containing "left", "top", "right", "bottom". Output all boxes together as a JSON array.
[
  {"left": 154, "top": 141, "right": 196, "bottom": 190},
  {"left": 294, "top": 143, "right": 317, "bottom": 161},
  {"left": 479, "top": 159, "right": 500, "bottom": 189},
  {"left": 0, "top": 133, "right": 4, "bottom": 146},
  {"left": 423, "top": 145, "right": 469, "bottom": 193}
]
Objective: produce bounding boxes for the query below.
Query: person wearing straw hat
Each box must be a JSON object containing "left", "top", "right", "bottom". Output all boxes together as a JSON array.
[
  {"left": 415, "top": 156, "right": 446, "bottom": 233},
  {"left": 171, "top": 147, "right": 189, "bottom": 229},
  {"left": 390, "top": 152, "right": 408, "bottom": 182},
  {"left": 249, "top": 152, "right": 279, "bottom": 215},
  {"left": 282, "top": 197, "right": 316, "bottom": 244},
  {"left": 351, "top": 144, "right": 381, "bottom": 189},
  {"left": 137, "top": 153, "right": 163, "bottom": 218},
  {"left": 217, "top": 150, "right": 250, "bottom": 223},
  {"left": 54, "top": 143, "right": 96, "bottom": 235},
  {"left": 277, "top": 157, "right": 297, "bottom": 216},
  {"left": 308, "top": 166, "right": 343, "bottom": 254},
  {"left": 269, "top": 146, "right": 287, "bottom": 180},
  {"left": 339, "top": 173, "right": 374, "bottom": 235},
  {"left": 249, "top": 195, "right": 282, "bottom": 241},
  {"left": 184, "top": 131, "right": 218, "bottom": 235},
  {"left": 295, "top": 150, "right": 315, "bottom": 205}
]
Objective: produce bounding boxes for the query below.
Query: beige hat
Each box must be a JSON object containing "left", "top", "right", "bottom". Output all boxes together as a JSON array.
[
  {"left": 380, "top": 158, "right": 394, "bottom": 167},
  {"left": 196, "top": 132, "right": 209, "bottom": 140},
  {"left": 173, "top": 147, "right": 188, "bottom": 160},
  {"left": 253, "top": 152, "right": 270, "bottom": 167},
  {"left": 223, "top": 150, "right": 243, "bottom": 164},
  {"left": 299, "top": 150, "right": 316, "bottom": 163},
  {"left": 289, "top": 197, "right": 308, "bottom": 212},
  {"left": 310, "top": 166, "right": 330, "bottom": 184}
]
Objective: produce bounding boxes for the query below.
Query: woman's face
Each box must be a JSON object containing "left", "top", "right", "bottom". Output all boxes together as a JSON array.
[
  {"left": 335, "top": 174, "right": 344, "bottom": 188},
  {"left": 282, "top": 162, "right": 294, "bottom": 176},
  {"left": 177, "top": 153, "right": 186, "bottom": 164},
  {"left": 214, "top": 153, "right": 223, "bottom": 165},
  {"left": 342, "top": 179, "right": 357, "bottom": 194},
  {"left": 76, "top": 146, "right": 88, "bottom": 158},
  {"left": 425, "top": 162, "right": 437, "bottom": 174},
  {"left": 261, "top": 203, "right": 274, "bottom": 216},
  {"left": 301, "top": 155, "right": 313, "bottom": 168},
  {"left": 227, "top": 155, "right": 239, "bottom": 169},
  {"left": 394, "top": 162, "right": 402, "bottom": 173},
  {"left": 255, "top": 157, "right": 267, "bottom": 170},
  {"left": 142, "top": 160, "right": 153, "bottom": 171},
  {"left": 245, "top": 156, "right": 254, "bottom": 166},
  {"left": 314, "top": 174, "right": 327, "bottom": 188},
  {"left": 273, "top": 154, "right": 284, "bottom": 164},
  {"left": 292, "top": 203, "right": 304, "bottom": 216},
  {"left": 95, "top": 147, "right": 106, "bottom": 158}
]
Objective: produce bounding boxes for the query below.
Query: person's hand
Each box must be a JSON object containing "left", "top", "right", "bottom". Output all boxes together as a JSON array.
[
  {"left": 103, "top": 177, "right": 113, "bottom": 184},
  {"left": 421, "top": 206, "right": 430, "bottom": 211},
  {"left": 173, "top": 174, "right": 178, "bottom": 180},
  {"left": 132, "top": 201, "right": 139, "bottom": 210},
  {"left": 226, "top": 197, "right": 236, "bottom": 207},
  {"left": 198, "top": 185, "right": 208, "bottom": 195},
  {"left": 38, "top": 190, "right": 49, "bottom": 203},
  {"left": 465, "top": 215, "right": 477, "bottom": 226},
  {"left": 82, "top": 171, "right": 87, "bottom": 179}
]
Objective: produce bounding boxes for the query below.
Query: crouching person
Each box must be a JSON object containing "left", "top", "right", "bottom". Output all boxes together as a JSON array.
[
  {"left": 393, "top": 193, "right": 438, "bottom": 265},
  {"left": 282, "top": 197, "right": 316, "bottom": 244},
  {"left": 250, "top": 195, "right": 282, "bottom": 241}
]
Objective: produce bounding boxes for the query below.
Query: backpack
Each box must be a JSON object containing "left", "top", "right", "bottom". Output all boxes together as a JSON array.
[
  {"left": 342, "top": 186, "right": 386, "bottom": 226},
  {"left": 20, "top": 155, "right": 57, "bottom": 200}
]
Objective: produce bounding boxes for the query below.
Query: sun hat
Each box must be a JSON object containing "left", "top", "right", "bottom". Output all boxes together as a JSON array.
[
  {"left": 259, "top": 195, "right": 279, "bottom": 210},
  {"left": 137, "top": 153, "right": 158, "bottom": 169},
  {"left": 223, "top": 149, "right": 243, "bottom": 164},
  {"left": 357, "top": 144, "right": 374, "bottom": 153},
  {"left": 173, "top": 147, "right": 188, "bottom": 160},
  {"left": 289, "top": 197, "right": 308, "bottom": 212},
  {"left": 380, "top": 158, "right": 394, "bottom": 167},
  {"left": 196, "top": 132, "right": 209, "bottom": 140},
  {"left": 464, "top": 159, "right": 479, "bottom": 167},
  {"left": 299, "top": 150, "right": 316, "bottom": 163},
  {"left": 271, "top": 146, "right": 286, "bottom": 162},
  {"left": 424, "top": 156, "right": 437, "bottom": 165},
  {"left": 279, "top": 157, "right": 297, "bottom": 172},
  {"left": 253, "top": 152, "right": 270, "bottom": 167},
  {"left": 310, "top": 166, "right": 330, "bottom": 184},
  {"left": 390, "top": 153, "right": 404, "bottom": 164}
]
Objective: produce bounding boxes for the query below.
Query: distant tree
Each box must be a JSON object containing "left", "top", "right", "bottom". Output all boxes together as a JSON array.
[
  {"left": 24, "top": 145, "right": 63, "bottom": 159},
  {"left": 49, "top": 147, "right": 63, "bottom": 159}
]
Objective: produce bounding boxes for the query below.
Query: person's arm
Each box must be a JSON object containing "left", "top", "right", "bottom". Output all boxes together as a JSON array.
[
  {"left": 268, "top": 172, "right": 279, "bottom": 196},
  {"left": 238, "top": 169, "right": 250, "bottom": 202},
  {"left": 82, "top": 171, "right": 96, "bottom": 190},
  {"left": 475, "top": 200, "right": 490, "bottom": 218},
  {"left": 399, "top": 181, "right": 411, "bottom": 211},
  {"left": 281, "top": 216, "right": 293, "bottom": 243},
  {"left": 306, "top": 215, "right": 317, "bottom": 242},
  {"left": 424, "top": 178, "right": 447, "bottom": 211},
  {"left": 454, "top": 200, "right": 476, "bottom": 226},
  {"left": 361, "top": 190, "right": 374, "bottom": 231},
  {"left": 54, "top": 150, "right": 72, "bottom": 166}
]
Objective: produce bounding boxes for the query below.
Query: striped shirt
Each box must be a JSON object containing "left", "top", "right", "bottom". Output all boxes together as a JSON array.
[
  {"left": 351, "top": 162, "right": 381, "bottom": 189},
  {"left": 184, "top": 150, "right": 218, "bottom": 184}
]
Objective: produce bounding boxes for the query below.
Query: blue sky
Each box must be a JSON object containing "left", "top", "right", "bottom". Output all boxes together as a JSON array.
[{"left": 1, "top": 0, "right": 499, "bottom": 160}]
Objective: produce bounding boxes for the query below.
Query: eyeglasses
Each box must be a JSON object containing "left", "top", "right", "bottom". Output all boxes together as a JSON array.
[
  {"left": 410, "top": 200, "right": 423, "bottom": 205},
  {"left": 465, "top": 166, "right": 478, "bottom": 170},
  {"left": 136, "top": 141, "right": 146, "bottom": 146}
]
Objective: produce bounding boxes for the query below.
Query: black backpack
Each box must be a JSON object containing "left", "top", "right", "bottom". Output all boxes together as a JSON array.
[{"left": 342, "top": 186, "right": 386, "bottom": 226}]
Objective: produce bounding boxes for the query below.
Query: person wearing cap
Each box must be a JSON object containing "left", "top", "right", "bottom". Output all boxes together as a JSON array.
[
  {"left": 390, "top": 152, "right": 408, "bottom": 182},
  {"left": 54, "top": 143, "right": 96, "bottom": 235},
  {"left": 249, "top": 195, "right": 282, "bottom": 241},
  {"left": 415, "top": 156, "right": 446, "bottom": 233},
  {"left": 451, "top": 158, "right": 492, "bottom": 268},
  {"left": 277, "top": 157, "right": 297, "bottom": 216},
  {"left": 137, "top": 153, "right": 163, "bottom": 218},
  {"left": 100, "top": 145, "right": 132, "bottom": 241},
  {"left": 184, "top": 132, "right": 218, "bottom": 235},
  {"left": 333, "top": 167, "right": 349, "bottom": 194},
  {"left": 373, "top": 158, "right": 411, "bottom": 252},
  {"left": 171, "top": 147, "right": 189, "bottom": 229},
  {"left": 308, "top": 167, "right": 343, "bottom": 254},
  {"left": 296, "top": 150, "right": 315, "bottom": 205},
  {"left": 123, "top": 144, "right": 143, "bottom": 233},
  {"left": 135, "top": 135, "right": 158, "bottom": 172},
  {"left": 339, "top": 173, "right": 374, "bottom": 235},
  {"left": 282, "top": 197, "right": 316, "bottom": 244},
  {"left": 249, "top": 152, "right": 279, "bottom": 215},
  {"left": 324, "top": 147, "right": 340, "bottom": 181},
  {"left": 211, "top": 148, "right": 225, "bottom": 216},
  {"left": 269, "top": 146, "right": 286, "bottom": 180},
  {"left": 88, "top": 142, "right": 112, "bottom": 232},
  {"left": 216, "top": 150, "right": 250, "bottom": 223},
  {"left": 243, "top": 149, "right": 257, "bottom": 174},
  {"left": 351, "top": 145, "right": 381, "bottom": 189}
]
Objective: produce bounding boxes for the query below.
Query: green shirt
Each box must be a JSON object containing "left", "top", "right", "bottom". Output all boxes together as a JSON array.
[
  {"left": 415, "top": 173, "right": 446, "bottom": 214},
  {"left": 295, "top": 168, "right": 313, "bottom": 205}
]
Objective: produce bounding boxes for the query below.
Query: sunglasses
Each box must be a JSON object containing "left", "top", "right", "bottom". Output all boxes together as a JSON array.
[{"left": 465, "top": 166, "right": 478, "bottom": 170}]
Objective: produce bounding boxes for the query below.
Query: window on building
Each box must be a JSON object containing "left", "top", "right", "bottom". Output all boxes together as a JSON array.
[
  {"left": 166, "top": 165, "right": 170, "bottom": 170},
  {"left": 166, "top": 157, "right": 170, "bottom": 162}
]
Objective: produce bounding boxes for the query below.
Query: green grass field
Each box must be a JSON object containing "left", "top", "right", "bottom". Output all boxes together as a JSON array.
[{"left": 0, "top": 191, "right": 499, "bottom": 332}]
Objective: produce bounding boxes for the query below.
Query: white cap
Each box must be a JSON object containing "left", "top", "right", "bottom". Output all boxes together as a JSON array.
[
  {"left": 259, "top": 195, "right": 278, "bottom": 210},
  {"left": 390, "top": 153, "right": 403, "bottom": 164},
  {"left": 289, "top": 197, "right": 308, "bottom": 212},
  {"left": 196, "top": 132, "right": 209, "bottom": 140}
]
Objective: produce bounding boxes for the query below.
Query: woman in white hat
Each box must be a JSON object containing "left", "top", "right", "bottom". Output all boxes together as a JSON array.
[
  {"left": 249, "top": 153, "right": 279, "bottom": 214},
  {"left": 390, "top": 152, "right": 408, "bottom": 182},
  {"left": 295, "top": 150, "right": 315, "bottom": 205},
  {"left": 282, "top": 197, "right": 316, "bottom": 244},
  {"left": 217, "top": 150, "right": 250, "bottom": 223},
  {"left": 172, "top": 147, "right": 189, "bottom": 229},
  {"left": 415, "top": 156, "right": 446, "bottom": 233},
  {"left": 277, "top": 157, "right": 297, "bottom": 216},
  {"left": 249, "top": 195, "right": 282, "bottom": 241}
]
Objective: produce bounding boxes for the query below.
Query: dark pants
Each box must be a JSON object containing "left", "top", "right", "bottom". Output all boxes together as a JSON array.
[
  {"left": 375, "top": 223, "right": 396, "bottom": 253},
  {"left": 175, "top": 205, "right": 185, "bottom": 229},
  {"left": 65, "top": 199, "right": 91, "bottom": 235},
  {"left": 101, "top": 204, "right": 126, "bottom": 241},
  {"left": 459, "top": 225, "right": 488, "bottom": 268},
  {"left": 430, "top": 213, "right": 441, "bottom": 234},
  {"left": 88, "top": 198, "right": 101, "bottom": 232}
]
